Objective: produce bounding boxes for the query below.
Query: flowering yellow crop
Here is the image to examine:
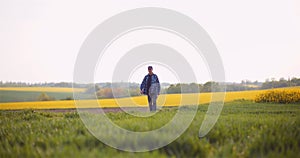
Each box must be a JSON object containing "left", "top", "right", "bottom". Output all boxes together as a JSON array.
[
  {"left": 0, "top": 87, "right": 299, "bottom": 110},
  {"left": 255, "top": 89, "right": 300, "bottom": 103}
]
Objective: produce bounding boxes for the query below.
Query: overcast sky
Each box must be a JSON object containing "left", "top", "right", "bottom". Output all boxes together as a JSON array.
[{"left": 0, "top": 0, "right": 299, "bottom": 83}]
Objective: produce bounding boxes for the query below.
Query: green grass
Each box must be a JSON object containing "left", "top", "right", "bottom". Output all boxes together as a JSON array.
[{"left": 0, "top": 101, "right": 299, "bottom": 157}]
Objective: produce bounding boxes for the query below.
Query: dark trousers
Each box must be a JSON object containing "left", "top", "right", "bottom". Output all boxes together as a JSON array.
[{"left": 147, "top": 94, "right": 157, "bottom": 112}]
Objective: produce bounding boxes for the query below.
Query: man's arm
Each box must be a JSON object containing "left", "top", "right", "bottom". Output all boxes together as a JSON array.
[
  {"left": 140, "top": 76, "right": 146, "bottom": 94},
  {"left": 156, "top": 74, "right": 161, "bottom": 95}
]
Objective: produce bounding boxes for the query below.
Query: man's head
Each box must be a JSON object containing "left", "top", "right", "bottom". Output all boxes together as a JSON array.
[{"left": 148, "top": 66, "right": 153, "bottom": 74}]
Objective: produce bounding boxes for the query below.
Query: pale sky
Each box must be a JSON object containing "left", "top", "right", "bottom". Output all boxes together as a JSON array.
[{"left": 0, "top": 0, "right": 300, "bottom": 83}]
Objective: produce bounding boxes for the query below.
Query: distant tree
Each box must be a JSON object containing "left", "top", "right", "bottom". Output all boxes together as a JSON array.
[
  {"left": 166, "top": 84, "right": 181, "bottom": 94},
  {"left": 291, "top": 78, "right": 300, "bottom": 86},
  {"left": 202, "top": 81, "right": 220, "bottom": 92},
  {"left": 189, "top": 83, "right": 200, "bottom": 93},
  {"left": 37, "top": 93, "right": 55, "bottom": 101},
  {"left": 54, "top": 82, "right": 72, "bottom": 87},
  {"left": 278, "top": 78, "right": 288, "bottom": 87},
  {"left": 262, "top": 78, "right": 273, "bottom": 89},
  {"left": 97, "top": 88, "right": 113, "bottom": 98},
  {"left": 85, "top": 85, "right": 100, "bottom": 94},
  {"left": 129, "top": 88, "right": 140, "bottom": 96}
]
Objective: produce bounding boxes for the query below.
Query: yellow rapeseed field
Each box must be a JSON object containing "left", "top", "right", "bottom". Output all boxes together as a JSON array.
[
  {"left": 0, "top": 87, "right": 85, "bottom": 93},
  {"left": 255, "top": 89, "right": 300, "bottom": 103},
  {"left": 0, "top": 87, "right": 299, "bottom": 110}
]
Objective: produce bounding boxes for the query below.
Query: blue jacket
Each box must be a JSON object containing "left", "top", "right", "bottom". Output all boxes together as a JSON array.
[{"left": 140, "top": 74, "right": 160, "bottom": 95}]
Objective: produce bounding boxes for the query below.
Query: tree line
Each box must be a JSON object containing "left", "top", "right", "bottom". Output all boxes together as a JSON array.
[
  {"left": 1, "top": 77, "right": 300, "bottom": 99},
  {"left": 261, "top": 77, "right": 300, "bottom": 89}
]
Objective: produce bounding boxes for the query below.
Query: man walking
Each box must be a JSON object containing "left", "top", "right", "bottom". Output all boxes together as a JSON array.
[{"left": 140, "top": 66, "right": 161, "bottom": 112}]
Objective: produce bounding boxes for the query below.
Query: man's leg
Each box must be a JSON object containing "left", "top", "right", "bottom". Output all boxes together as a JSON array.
[
  {"left": 147, "top": 94, "right": 152, "bottom": 111},
  {"left": 152, "top": 94, "right": 157, "bottom": 111},
  {"left": 149, "top": 94, "right": 157, "bottom": 112}
]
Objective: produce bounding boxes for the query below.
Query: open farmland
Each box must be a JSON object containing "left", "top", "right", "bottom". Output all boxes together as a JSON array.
[
  {"left": 0, "top": 87, "right": 299, "bottom": 157},
  {"left": 0, "top": 101, "right": 299, "bottom": 157},
  {"left": 0, "top": 87, "right": 85, "bottom": 103},
  {"left": 0, "top": 87, "right": 299, "bottom": 110}
]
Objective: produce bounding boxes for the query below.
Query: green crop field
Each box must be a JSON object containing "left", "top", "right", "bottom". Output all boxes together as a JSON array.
[
  {"left": 0, "top": 90, "right": 74, "bottom": 102},
  {"left": 0, "top": 87, "right": 87, "bottom": 103},
  {"left": 0, "top": 100, "right": 299, "bottom": 158}
]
